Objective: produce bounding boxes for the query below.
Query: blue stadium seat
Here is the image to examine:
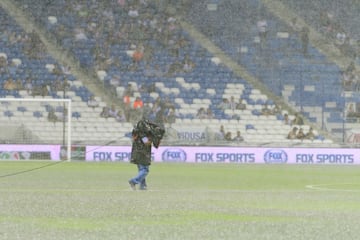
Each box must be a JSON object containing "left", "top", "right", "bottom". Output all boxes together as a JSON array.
[
  {"left": 4, "top": 110, "right": 13, "bottom": 118},
  {"left": 33, "top": 111, "right": 43, "bottom": 118}
]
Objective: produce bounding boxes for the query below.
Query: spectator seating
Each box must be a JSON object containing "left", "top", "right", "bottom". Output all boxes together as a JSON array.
[
  {"left": 278, "top": 0, "right": 360, "bottom": 40},
  {"left": 186, "top": 0, "right": 350, "bottom": 134},
  {"left": 0, "top": 1, "right": 336, "bottom": 145}
]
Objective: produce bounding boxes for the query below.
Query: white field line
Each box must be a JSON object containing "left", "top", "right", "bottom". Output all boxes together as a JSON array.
[
  {"left": 0, "top": 187, "right": 319, "bottom": 193},
  {"left": 305, "top": 183, "right": 360, "bottom": 192}
]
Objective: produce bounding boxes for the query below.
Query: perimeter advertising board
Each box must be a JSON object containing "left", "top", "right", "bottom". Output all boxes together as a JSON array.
[
  {"left": 0, "top": 145, "right": 60, "bottom": 160},
  {"left": 85, "top": 146, "right": 360, "bottom": 164},
  {"left": 0, "top": 145, "right": 357, "bottom": 164}
]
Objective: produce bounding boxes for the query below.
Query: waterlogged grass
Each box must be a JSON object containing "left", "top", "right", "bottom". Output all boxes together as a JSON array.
[{"left": 1, "top": 162, "right": 360, "bottom": 239}]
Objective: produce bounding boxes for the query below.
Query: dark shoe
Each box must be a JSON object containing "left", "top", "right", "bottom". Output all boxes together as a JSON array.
[
  {"left": 128, "top": 181, "right": 136, "bottom": 191},
  {"left": 139, "top": 186, "right": 147, "bottom": 191}
]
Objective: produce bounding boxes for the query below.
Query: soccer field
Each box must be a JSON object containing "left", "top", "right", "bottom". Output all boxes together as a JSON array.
[{"left": 1, "top": 161, "right": 360, "bottom": 240}]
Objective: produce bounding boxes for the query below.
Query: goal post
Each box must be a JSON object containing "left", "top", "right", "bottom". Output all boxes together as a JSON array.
[{"left": 0, "top": 98, "right": 72, "bottom": 161}]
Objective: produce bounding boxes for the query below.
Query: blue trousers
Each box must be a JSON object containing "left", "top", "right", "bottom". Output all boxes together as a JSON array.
[{"left": 130, "top": 164, "right": 149, "bottom": 189}]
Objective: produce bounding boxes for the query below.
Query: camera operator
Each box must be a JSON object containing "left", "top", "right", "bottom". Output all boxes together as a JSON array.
[{"left": 128, "top": 119, "right": 164, "bottom": 190}]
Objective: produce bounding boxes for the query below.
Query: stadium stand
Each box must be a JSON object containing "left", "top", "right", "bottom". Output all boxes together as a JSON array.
[
  {"left": 186, "top": 0, "right": 359, "bottom": 139},
  {"left": 1, "top": 0, "right": 358, "bottom": 146}
]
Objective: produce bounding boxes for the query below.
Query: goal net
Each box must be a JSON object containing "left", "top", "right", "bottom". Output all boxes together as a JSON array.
[{"left": 0, "top": 98, "right": 71, "bottom": 161}]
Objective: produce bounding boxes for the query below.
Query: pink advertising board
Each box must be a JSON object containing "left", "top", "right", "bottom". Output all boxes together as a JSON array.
[{"left": 85, "top": 146, "right": 359, "bottom": 164}]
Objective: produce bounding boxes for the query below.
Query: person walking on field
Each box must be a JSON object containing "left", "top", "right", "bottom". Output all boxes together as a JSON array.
[{"left": 128, "top": 119, "right": 165, "bottom": 190}]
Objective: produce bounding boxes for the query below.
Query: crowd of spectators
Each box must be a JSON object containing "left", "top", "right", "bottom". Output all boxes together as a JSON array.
[
  {"left": 287, "top": 126, "right": 316, "bottom": 140},
  {"left": 37, "top": 0, "right": 198, "bottom": 78},
  {"left": 283, "top": 112, "right": 319, "bottom": 141},
  {"left": 5, "top": 0, "right": 350, "bottom": 144},
  {"left": 98, "top": 93, "right": 177, "bottom": 127},
  {"left": 279, "top": 0, "right": 359, "bottom": 59},
  {"left": 215, "top": 124, "right": 244, "bottom": 142},
  {"left": 30, "top": 0, "right": 205, "bottom": 126}
]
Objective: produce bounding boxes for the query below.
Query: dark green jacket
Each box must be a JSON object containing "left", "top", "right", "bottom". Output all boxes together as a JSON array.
[{"left": 130, "top": 137, "right": 152, "bottom": 166}]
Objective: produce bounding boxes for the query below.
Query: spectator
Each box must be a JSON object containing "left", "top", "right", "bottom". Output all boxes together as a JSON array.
[
  {"left": 0, "top": 55, "right": 7, "bottom": 72},
  {"left": 108, "top": 104, "right": 118, "bottom": 118},
  {"left": 319, "top": 10, "right": 333, "bottom": 35},
  {"left": 128, "top": 6, "right": 139, "bottom": 18},
  {"left": 115, "top": 109, "right": 127, "bottom": 122},
  {"left": 59, "top": 79, "right": 70, "bottom": 92},
  {"left": 206, "top": 108, "right": 214, "bottom": 119},
  {"left": 346, "top": 103, "right": 359, "bottom": 118},
  {"left": 142, "top": 102, "right": 152, "bottom": 119},
  {"left": 300, "top": 26, "right": 309, "bottom": 56},
  {"left": 109, "top": 75, "right": 122, "bottom": 88},
  {"left": 74, "top": 28, "right": 88, "bottom": 41},
  {"left": 132, "top": 45, "right": 144, "bottom": 63},
  {"left": 165, "top": 107, "right": 176, "bottom": 125},
  {"left": 31, "top": 83, "right": 49, "bottom": 97},
  {"left": 261, "top": 103, "right": 272, "bottom": 116},
  {"left": 257, "top": 17, "right": 268, "bottom": 48},
  {"left": 100, "top": 106, "right": 110, "bottom": 118},
  {"left": 52, "top": 64, "right": 63, "bottom": 75},
  {"left": 305, "top": 127, "right": 316, "bottom": 140},
  {"left": 154, "top": 107, "right": 165, "bottom": 128},
  {"left": 236, "top": 98, "right": 246, "bottom": 110},
  {"left": 51, "top": 78, "right": 63, "bottom": 92},
  {"left": 56, "top": 107, "right": 68, "bottom": 122},
  {"left": 40, "top": 84, "right": 49, "bottom": 97},
  {"left": 292, "top": 113, "right": 304, "bottom": 125},
  {"left": 123, "top": 93, "right": 131, "bottom": 120},
  {"left": 224, "top": 132, "right": 233, "bottom": 141},
  {"left": 47, "top": 109, "right": 58, "bottom": 122},
  {"left": 335, "top": 27, "right": 347, "bottom": 48},
  {"left": 183, "top": 56, "right": 195, "bottom": 73},
  {"left": 166, "top": 61, "right": 183, "bottom": 77},
  {"left": 138, "top": 82, "right": 156, "bottom": 94},
  {"left": 161, "top": 96, "right": 175, "bottom": 110},
  {"left": 296, "top": 128, "right": 306, "bottom": 140},
  {"left": 148, "top": 83, "right": 156, "bottom": 93},
  {"left": 196, "top": 107, "right": 207, "bottom": 119},
  {"left": 271, "top": 104, "right": 282, "bottom": 115},
  {"left": 152, "top": 65, "right": 164, "bottom": 78},
  {"left": 229, "top": 96, "right": 237, "bottom": 110},
  {"left": 151, "top": 97, "right": 163, "bottom": 116},
  {"left": 217, "top": 98, "right": 230, "bottom": 111},
  {"left": 289, "top": 17, "right": 302, "bottom": 34},
  {"left": 233, "top": 130, "right": 244, "bottom": 142},
  {"left": 87, "top": 95, "right": 99, "bottom": 109},
  {"left": 215, "top": 125, "right": 226, "bottom": 140},
  {"left": 3, "top": 78, "right": 17, "bottom": 90},
  {"left": 346, "top": 61, "right": 356, "bottom": 74},
  {"left": 118, "top": 0, "right": 126, "bottom": 7},
  {"left": 24, "top": 78, "right": 33, "bottom": 94},
  {"left": 7, "top": 61, "right": 18, "bottom": 76},
  {"left": 15, "top": 79, "right": 23, "bottom": 90},
  {"left": 131, "top": 101, "right": 144, "bottom": 123},
  {"left": 287, "top": 127, "right": 298, "bottom": 140},
  {"left": 283, "top": 113, "right": 290, "bottom": 125},
  {"left": 138, "top": 83, "right": 149, "bottom": 93},
  {"left": 133, "top": 97, "right": 144, "bottom": 109},
  {"left": 342, "top": 69, "right": 355, "bottom": 91}
]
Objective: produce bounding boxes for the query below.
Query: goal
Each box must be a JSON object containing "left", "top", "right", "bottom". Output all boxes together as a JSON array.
[{"left": 0, "top": 98, "right": 72, "bottom": 161}]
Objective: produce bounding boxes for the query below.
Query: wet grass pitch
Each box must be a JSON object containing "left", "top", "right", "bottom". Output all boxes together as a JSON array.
[{"left": 1, "top": 161, "right": 360, "bottom": 239}]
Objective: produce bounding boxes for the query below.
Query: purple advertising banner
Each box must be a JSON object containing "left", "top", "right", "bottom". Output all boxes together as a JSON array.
[{"left": 85, "top": 146, "right": 360, "bottom": 164}]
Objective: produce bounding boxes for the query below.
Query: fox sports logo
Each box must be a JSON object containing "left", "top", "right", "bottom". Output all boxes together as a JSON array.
[
  {"left": 264, "top": 149, "right": 288, "bottom": 164},
  {"left": 162, "top": 148, "right": 187, "bottom": 162}
]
